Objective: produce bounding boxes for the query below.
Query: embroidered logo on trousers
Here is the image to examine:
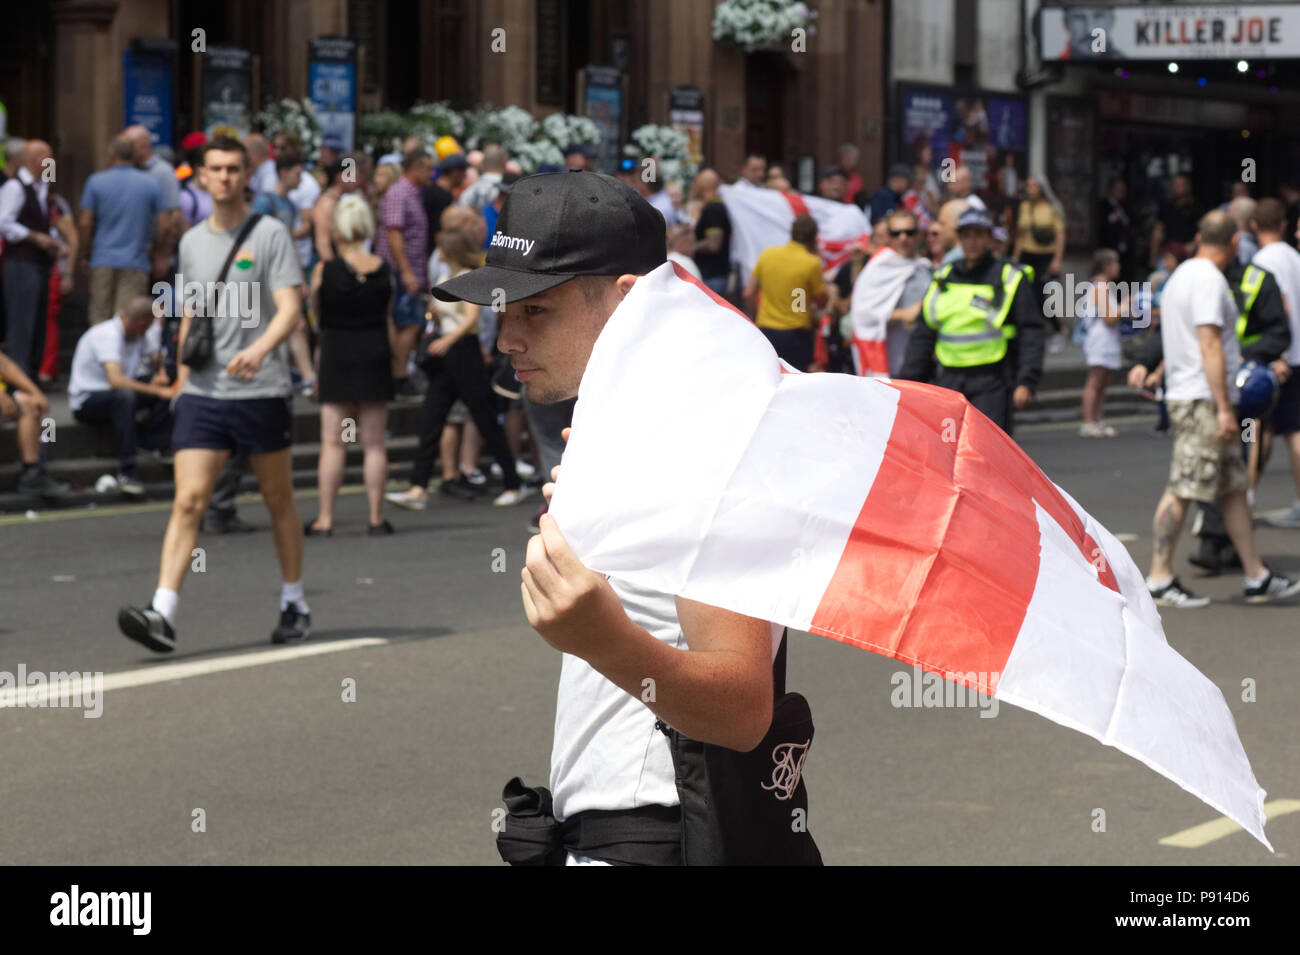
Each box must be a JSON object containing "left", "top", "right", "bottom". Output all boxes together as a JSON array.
[{"left": 761, "top": 739, "right": 811, "bottom": 801}]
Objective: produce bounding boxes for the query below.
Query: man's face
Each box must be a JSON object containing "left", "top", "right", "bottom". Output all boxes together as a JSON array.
[
  {"left": 565, "top": 153, "right": 588, "bottom": 171},
  {"left": 742, "top": 157, "right": 766, "bottom": 185},
  {"left": 951, "top": 169, "right": 972, "bottom": 197},
  {"left": 26, "top": 144, "right": 52, "bottom": 176},
  {"left": 445, "top": 168, "right": 467, "bottom": 190},
  {"left": 958, "top": 227, "right": 991, "bottom": 260},
  {"left": 1173, "top": 175, "right": 1191, "bottom": 200},
  {"left": 410, "top": 157, "right": 434, "bottom": 188},
  {"left": 278, "top": 164, "right": 302, "bottom": 191},
  {"left": 818, "top": 174, "right": 846, "bottom": 201},
  {"left": 497, "top": 278, "right": 622, "bottom": 404},
  {"left": 887, "top": 216, "right": 918, "bottom": 256},
  {"left": 927, "top": 223, "right": 944, "bottom": 258},
  {"left": 122, "top": 314, "right": 153, "bottom": 342},
  {"left": 319, "top": 147, "right": 339, "bottom": 168},
  {"left": 200, "top": 149, "right": 248, "bottom": 203}
]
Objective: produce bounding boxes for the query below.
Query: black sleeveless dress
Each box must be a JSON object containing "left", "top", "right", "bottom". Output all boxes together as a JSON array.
[{"left": 317, "top": 257, "right": 395, "bottom": 404}]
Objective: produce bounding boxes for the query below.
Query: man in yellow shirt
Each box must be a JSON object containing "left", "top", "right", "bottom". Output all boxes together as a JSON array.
[{"left": 743, "top": 214, "right": 828, "bottom": 371}]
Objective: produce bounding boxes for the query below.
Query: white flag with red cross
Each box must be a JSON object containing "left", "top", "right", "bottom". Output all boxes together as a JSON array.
[
  {"left": 720, "top": 183, "right": 871, "bottom": 279},
  {"left": 547, "top": 261, "right": 1271, "bottom": 850}
]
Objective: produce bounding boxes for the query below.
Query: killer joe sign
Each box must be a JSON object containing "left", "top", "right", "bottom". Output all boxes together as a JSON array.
[{"left": 1040, "top": 3, "right": 1300, "bottom": 60}]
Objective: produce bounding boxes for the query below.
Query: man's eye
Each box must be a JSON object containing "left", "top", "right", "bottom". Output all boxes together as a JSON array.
[{"left": 524, "top": 305, "right": 546, "bottom": 316}]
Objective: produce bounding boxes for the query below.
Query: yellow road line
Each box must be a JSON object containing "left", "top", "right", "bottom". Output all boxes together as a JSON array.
[
  {"left": 1158, "top": 798, "right": 1300, "bottom": 848},
  {"left": 0, "top": 484, "right": 387, "bottom": 527}
]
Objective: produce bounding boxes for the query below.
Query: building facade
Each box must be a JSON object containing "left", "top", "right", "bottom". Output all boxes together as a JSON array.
[{"left": 6, "top": 0, "right": 890, "bottom": 205}]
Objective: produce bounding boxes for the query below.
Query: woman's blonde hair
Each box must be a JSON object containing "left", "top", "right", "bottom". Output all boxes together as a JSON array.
[
  {"left": 334, "top": 192, "right": 375, "bottom": 244},
  {"left": 437, "top": 227, "right": 485, "bottom": 272}
]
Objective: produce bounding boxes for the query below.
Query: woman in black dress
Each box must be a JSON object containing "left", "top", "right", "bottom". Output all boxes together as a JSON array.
[{"left": 304, "top": 193, "right": 395, "bottom": 535}]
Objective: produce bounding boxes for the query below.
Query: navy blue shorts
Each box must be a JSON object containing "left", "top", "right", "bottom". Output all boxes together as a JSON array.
[
  {"left": 1271, "top": 366, "right": 1300, "bottom": 435},
  {"left": 172, "top": 393, "right": 294, "bottom": 456}
]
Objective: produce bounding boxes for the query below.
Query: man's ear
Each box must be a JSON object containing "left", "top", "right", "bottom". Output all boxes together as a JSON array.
[{"left": 615, "top": 274, "right": 638, "bottom": 297}]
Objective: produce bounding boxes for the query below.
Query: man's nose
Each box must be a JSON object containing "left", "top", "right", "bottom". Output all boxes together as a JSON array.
[{"left": 496, "top": 313, "right": 526, "bottom": 354}]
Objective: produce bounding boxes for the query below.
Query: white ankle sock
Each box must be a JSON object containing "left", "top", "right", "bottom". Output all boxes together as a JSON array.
[
  {"left": 280, "top": 580, "right": 309, "bottom": 613},
  {"left": 1146, "top": 575, "right": 1173, "bottom": 591},
  {"left": 1244, "top": 570, "right": 1269, "bottom": 588},
  {"left": 151, "top": 588, "right": 179, "bottom": 625}
]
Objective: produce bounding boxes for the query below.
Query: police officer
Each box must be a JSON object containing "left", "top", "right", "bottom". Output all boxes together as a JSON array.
[
  {"left": 900, "top": 208, "right": 1046, "bottom": 434},
  {"left": 1130, "top": 258, "right": 1292, "bottom": 574}
]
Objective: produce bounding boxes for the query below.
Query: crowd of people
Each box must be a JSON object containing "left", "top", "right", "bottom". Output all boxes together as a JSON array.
[{"left": 1, "top": 123, "right": 1298, "bottom": 635}]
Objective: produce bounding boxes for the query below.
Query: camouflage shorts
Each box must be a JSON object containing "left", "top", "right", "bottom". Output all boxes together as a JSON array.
[{"left": 1166, "top": 400, "right": 1247, "bottom": 503}]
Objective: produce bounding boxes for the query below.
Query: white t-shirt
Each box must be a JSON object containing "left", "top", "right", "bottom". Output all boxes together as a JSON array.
[
  {"left": 549, "top": 575, "right": 784, "bottom": 822},
  {"left": 288, "top": 170, "right": 322, "bottom": 269},
  {"left": 1159, "top": 257, "right": 1241, "bottom": 404},
  {"left": 1252, "top": 240, "right": 1300, "bottom": 365},
  {"left": 67, "top": 317, "right": 162, "bottom": 411}
]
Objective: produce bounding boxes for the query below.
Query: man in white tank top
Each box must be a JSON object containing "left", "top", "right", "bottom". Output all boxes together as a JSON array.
[{"left": 433, "top": 171, "right": 783, "bottom": 865}]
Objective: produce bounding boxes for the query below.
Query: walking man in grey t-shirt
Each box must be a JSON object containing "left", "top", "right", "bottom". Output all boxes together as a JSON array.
[{"left": 118, "top": 136, "right": 311, "bottom": 652}]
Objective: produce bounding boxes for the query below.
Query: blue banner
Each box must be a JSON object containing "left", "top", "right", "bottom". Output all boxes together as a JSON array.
[
  {"left": 308, "top": 37, "right": 357, "bottom": 152},
  {"left": 123, "top": 48, "right": 174, "bottom": 150}
]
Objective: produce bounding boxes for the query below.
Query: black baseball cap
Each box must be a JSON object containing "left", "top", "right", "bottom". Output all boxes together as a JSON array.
[{"left": 432, "top": 171, "right": 667, "bottom": 305}]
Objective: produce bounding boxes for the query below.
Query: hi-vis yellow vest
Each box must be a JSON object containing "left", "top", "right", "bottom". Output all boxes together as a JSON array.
[
  {"left": 1234, "top": 264, "right": 1266, "bottom": 346},
  {"left": 921, "top": 260, "right": 1026, "bottom": 368}
]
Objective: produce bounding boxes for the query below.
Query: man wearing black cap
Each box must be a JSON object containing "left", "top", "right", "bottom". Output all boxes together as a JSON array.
[
  {"left": 435, "top": 171, "right": 782, "bottom": 865},
  {"left": 423, "top": 153, "right": 469, "bottom": 238},
  {"left": 869, "top": 164, "right": 914, "bottom": 225},
  {"left": 900, "top": 208, "right": 1045, "bottom": 435}
]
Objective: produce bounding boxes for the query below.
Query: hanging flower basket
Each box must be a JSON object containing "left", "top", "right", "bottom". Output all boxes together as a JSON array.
[
  {"left": 712, "top": 0, "right": 817, "bottom": 53},
  {"left": 254, "top": 98, "right": 323, "bottom": 162}
]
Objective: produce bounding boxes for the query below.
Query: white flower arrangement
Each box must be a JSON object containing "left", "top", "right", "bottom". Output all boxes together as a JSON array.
[
  {"left": 712, "top": 0, "right": 817, "bottom": 52},
  {"left": 626, "top": 123, "right": 697, "bottom": 185},
  {"left": 464, "top": 105, "right": 539, "bottom": 152},
  {"left": 255, "top": 97, "right": 323, "bottom": 161},
  {"left": 354, "top": 103, "right": 604, "bottom": 173},
  {"left": 539, "top": 112, "right": 602, "bottom": 151},
  {"left": 511, "top": 139, "right": 567, "bottom": 174}
]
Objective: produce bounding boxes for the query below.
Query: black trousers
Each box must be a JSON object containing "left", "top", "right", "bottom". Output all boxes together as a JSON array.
[
  {"left": 933, "top": 366, "right": 1015, "bottom": 436},
  {"left": 73, "top": 386, "right": 172, "bottom": 476},
  {"left": 409, "top": 337, "right": 519, "bottom": 490}
]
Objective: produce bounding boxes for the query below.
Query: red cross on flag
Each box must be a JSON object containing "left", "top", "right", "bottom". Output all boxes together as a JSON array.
[{"left": 547, "top": 262, "right": 1271, "bottom": 850}]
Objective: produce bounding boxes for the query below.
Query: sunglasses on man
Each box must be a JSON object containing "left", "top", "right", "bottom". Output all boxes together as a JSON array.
[{"left": 889, "top": 228, "right": 918, "bottom": 237}]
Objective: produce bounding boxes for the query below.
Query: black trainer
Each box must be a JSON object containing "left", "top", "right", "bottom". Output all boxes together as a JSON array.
[
  {"left": 118, "top": 605, "right": 176, "bottom": 653},
  {"left": 1148, "top": 577, "right": 1210, "bottom": 609},
  {"left": 1244, "top": 571, "right": 1300, "bottom": 605},
  {"left": 439, "top": 474, "right": 485, "bottom": 500},
  {"left": 272, "top": 606, "right": 311, "bottom": 644}
]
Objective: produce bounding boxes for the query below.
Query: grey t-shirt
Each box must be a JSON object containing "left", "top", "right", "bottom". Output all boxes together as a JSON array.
[
  {"left": 889, "top": 260, "right": 934, "bottom": 377},
  {"left": 179, "top": 213, "right": 303, "bottom": 400}
]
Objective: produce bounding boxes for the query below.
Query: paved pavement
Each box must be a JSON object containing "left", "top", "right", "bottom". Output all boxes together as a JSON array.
[{"left": 1, "top": 416, "right": 1296, "bottom": 865}]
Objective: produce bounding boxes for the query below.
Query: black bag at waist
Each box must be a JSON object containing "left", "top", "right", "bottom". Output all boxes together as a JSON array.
[{"left": 496, "top": 778, "right": 682, "bottom": 866}]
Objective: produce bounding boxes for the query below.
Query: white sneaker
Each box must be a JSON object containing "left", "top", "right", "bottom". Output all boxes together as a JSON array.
[
  {"left": 493, "top": 486, "right": 535, "bottom": 507},
  {"left": 385, "top": 488, "right": 428, "bottom": 511},
  {"left": 1266, "top": 501, "right": 1300, "bottom": 528},
  {"left": 516, "top": 460, "right": 536, "bottom": 481},
  {"left": 117, "top": 474, "right": 145, "bottom": 496}
]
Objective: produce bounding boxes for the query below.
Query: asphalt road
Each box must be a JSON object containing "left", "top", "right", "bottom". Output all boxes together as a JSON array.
[{"left": 1, "top": 415, "right": 1296, "bottom": 865}]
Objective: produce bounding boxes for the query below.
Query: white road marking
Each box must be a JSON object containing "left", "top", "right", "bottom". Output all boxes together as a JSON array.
[
  {"left": 0, "top": 638, "right": 388, "bottom": 708},
  {"left": 1158, "top": 798, "right": 1300, "bottom": 848}
]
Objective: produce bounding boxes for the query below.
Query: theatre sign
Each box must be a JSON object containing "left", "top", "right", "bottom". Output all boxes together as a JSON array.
[{"left": 1040, "top": 3, "right": 1300, "bottom": 60}]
